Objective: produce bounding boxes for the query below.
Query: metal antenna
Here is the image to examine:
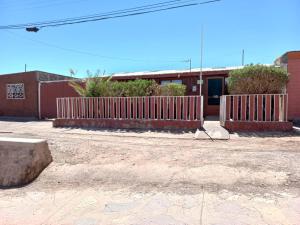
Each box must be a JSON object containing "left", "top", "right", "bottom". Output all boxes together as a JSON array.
[
  {"left": 242, "top": 49, "right": 245, "bottom": 66},
  {"left": 199, "top": 26, "right": 204, "bottom": 97}
]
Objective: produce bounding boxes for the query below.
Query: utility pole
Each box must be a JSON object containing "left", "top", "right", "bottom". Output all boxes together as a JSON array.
[
  {"left": 189, "top": 59, "right": 192, "bottom": 72},
  {"left": 242, "top": 49, "right": 245, "bottom": 66},
  {"left": 199, "top": 26, "right": 204, "bottom": 97},
  {"left": 25, "top": 64, "right": 27, "bottom": 72}
]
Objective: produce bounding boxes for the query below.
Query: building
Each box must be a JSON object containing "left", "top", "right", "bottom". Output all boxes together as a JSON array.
[
  {"left": 0, "top": 71, "right": 73, "bottom": 118},
  {"left": 0, "top": 50, "right": 299, "bottom": 121},
  {"left": 110, "top": 67, "right": 238, "bottom": 116},
  {"left": 39, "top": 67, "right": 235, "bottom": 118},
  {"left": 275, "top": 51, "right": 300, "bottom": 121}
]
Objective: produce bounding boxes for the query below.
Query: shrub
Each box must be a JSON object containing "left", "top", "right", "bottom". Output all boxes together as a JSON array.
[
  {"left": 69, "top": 77, "right": 185, "bottom": 97},
  {"left": 160, "top": 83, "right": 186, "bottom": 96},
  {"left": 122, "top": 79, "right": 159, "bottom": 97},
  {"left": 227, "top": 65, "right": 288, "bottom": 94}
]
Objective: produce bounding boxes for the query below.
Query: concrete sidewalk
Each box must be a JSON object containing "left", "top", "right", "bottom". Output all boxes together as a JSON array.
[{"left": 195, "top": 117, "right": 230, "bottom": 140}]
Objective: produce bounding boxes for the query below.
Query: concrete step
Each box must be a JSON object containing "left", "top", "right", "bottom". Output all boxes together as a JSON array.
[{"left": 202, "top": 120, "right": 230, "bottom": 140}]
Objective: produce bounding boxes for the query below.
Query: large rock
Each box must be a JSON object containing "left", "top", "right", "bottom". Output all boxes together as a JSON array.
[{"left": 0, "top": 137, "right": 52, "bottom": 187}]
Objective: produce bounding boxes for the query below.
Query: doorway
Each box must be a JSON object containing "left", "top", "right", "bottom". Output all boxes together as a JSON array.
[{"left": 205, "top": 77, "right": 224, "bottom": 116}]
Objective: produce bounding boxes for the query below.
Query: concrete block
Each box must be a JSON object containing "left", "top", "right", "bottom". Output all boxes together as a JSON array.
[{"left": 0, "top": 137, "right": 52, "bottom": 187}]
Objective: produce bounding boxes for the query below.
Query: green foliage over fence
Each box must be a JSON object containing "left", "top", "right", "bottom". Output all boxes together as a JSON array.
[
  {"left": 228, "top": 65, "right": 288, "bottom": 94},
  {"left": 69, "top": 77, "right": 186, "bottom": 97}
]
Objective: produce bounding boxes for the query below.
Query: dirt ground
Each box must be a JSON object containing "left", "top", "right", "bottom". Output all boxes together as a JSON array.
[{"left": 0, "top": 119, "right": 300, "bottom": 225}]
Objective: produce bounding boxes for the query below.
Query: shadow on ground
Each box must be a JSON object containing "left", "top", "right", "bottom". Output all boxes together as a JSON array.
[
  {"left": 62, "top": 126, "right": 201, "bottom": 135},
  {"left": 232, "top": 128, "right": 300, "bottom": 138}
]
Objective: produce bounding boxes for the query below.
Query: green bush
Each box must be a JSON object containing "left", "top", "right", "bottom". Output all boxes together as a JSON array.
[
  {"left": 160, "top": 83, "right": 186, "bottom": 96},
  {"left": 228, "top": 65, "right": 288, "bottom": 94},
  {"left": 121, "top": 79, "right": 159, "bottom": 97},
  {"left": 69, "top": 77, "right": 185, "bottom": 97}
]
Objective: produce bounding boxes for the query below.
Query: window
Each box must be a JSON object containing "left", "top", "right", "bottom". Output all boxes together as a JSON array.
[
  {"left": 7, "top": 83, "right": 25, "bottom": 99},
  {"left": 161, "top": 80, "right": 171, "bottom": 86},
  {"left": 161, "top": 80, "right": 182, "bottom": 86}
]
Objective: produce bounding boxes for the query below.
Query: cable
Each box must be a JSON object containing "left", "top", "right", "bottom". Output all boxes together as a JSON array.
[
  {"left": 1, "top": 0, "right": 200, "bottom": 28},
  {"left": 3, "top": 0, "right": 194, "bottom": 28},
  {"left": 0, "top": 0, "right": 221, "bottom": 30}
]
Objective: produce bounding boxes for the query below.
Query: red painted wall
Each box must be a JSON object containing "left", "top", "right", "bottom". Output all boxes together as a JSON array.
[
  {"left": 0, "top": 72, "right": 39, "bottom": 117},
  {"left": 286, "top": 52, "right": 300, "bottom": 120},
  {"left": 40, "top": 81, "right": 80, "bottom": 118}
]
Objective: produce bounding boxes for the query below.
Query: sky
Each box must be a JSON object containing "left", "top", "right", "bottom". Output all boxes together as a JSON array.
[{"left": 0, "top": 0, "right": 299, "bottom": 77}]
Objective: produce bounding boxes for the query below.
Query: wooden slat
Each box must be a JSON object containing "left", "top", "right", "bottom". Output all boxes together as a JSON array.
[
  {"left": 127, "top": 98, "right": 131, "bottom": 119},
  {"left": 81, "top": 98, "right": 85, "bottom": 118},
  {"left": 273, "top": 95, "right": 279, "bottom": 121},
  {"left": 83, "top": 98, "right": 88, "bottom": 119},
  {"left": 233, "top": 96, "right": 239, "bottom": 121},
  {"left": 156, "top": 97, "right": 161, "bottom": 120},
  {"left": 257, "top": 95, "right": 263, "bottom": 121},
  {"left": 265, "top": 95, "right": 271, "bottom": 121},
  {"left": 120, "top": 98, "right": 126, "bottom": 119},
  {"left": 176, "top": 97, "right": 182, "bottom": 120},
  {"left": 144, "top": 97, "right": 149, "bottom": 119},
  {"left": 162, "top": 97, "right": 168, "bottom": 119},
  {"left": 241, "top": 96, "right": 247, "bottom": 121},
  {"left": 77, "top": 98, "right": 81, "bottom": 119},
  {"left": 249, "top": 95, "right": 255, "bottom": 121},
  {"left": 189, "top": 96, "right": 195, "bottom": 120},
  {"left": 93, "top": 98, "right": 97, "bottom": 119},
  {"left": 80, "top": 98, "right": 85, "bottom": 119},
  {"left": 225, "top": 96, "right": 231, "bottom": 121},
  {"left": 104, "top": 98, "right": 109, "bottom": 119},
  {"left": 57, "top": 99, "right": 60, "bottom": 118},
  {"left": 283, "top": 95, "right": 288, "bottom": 121},
  {"left": 169, "top": 97, "right": 174, "bottom": 120},
  {"left": 66, "top": 98, "right": 69, "bottom": 118},
  {"left": 73, "top": 98, "right": 77, "bottom": 119},
  {"left": 69, "top": 98, "right": 73, "bottom": 119},
  {"left": 137, "top": 97, "right": 143, "bottom": 119},
  {"left": 81, "top": 98, "right": 84, "bottom": 119},
  {"left": 132, "top": 97, "right": 137, "bottom": 119},
  {"left": 89, "top": 98, "right": 93, "bottom": 118},
  {"left": 183, "top": 97, "right": 188, "bottom": 120},
  {"left": 114, "top": 98, "right": 119, "bottom": 119},
  {"left": 86, "top": 98, "right": 89, "bottom": 118},
  {"left": 150, "top": 97, "right": 155, "bottom": 119},
  {"left": 110, "top": 97, "right": 115, "bottom": 119},
  {"left": 100, "top": 98, "right": 104, "bottom": 119},
  {"left": 196, "top": 96, "right": 201, "bottom": 120}
]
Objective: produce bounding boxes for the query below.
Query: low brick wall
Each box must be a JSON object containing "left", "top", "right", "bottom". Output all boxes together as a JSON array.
[
  {"left": 53, "top": 119, "right": 202, "bottom": 130},
  {"left": 223, "top": 121, "right": 293, "bottom": 132}
]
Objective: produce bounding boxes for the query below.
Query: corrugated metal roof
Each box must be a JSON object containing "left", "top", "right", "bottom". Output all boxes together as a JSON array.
[{"left": 110, "top": 66, "right": 244, "bottom": 77}]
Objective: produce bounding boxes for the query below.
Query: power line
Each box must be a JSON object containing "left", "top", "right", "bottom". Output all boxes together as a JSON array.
[
  {"left": 8, "top": 0, "right": 195, "bottom": 28},
  {"left": 0, "top": 0, "right": 221, "bottom": 30},
  {"left": 0, "top": 0, "right": 200, "bottom": 28}
]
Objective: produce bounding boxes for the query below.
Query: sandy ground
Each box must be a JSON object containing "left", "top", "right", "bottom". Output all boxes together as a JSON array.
[{"left": 0, "top": 120, "right": 300, "bottom": 225}]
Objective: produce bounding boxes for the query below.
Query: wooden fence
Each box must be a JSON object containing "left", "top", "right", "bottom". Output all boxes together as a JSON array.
[
  {"left": 57, "top": 96, "right": 203, "bottom": 122},
  {"left": 220, "top": 94, "right": 288, "bottom": 124}
]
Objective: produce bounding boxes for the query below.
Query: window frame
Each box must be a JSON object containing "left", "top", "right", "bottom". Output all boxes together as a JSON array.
[
  {"left": 160, "top": 79, "right": 183, "bottom": 86},
  {"left": 6, "top": 83, "right": 26, "bottom": 100}
]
